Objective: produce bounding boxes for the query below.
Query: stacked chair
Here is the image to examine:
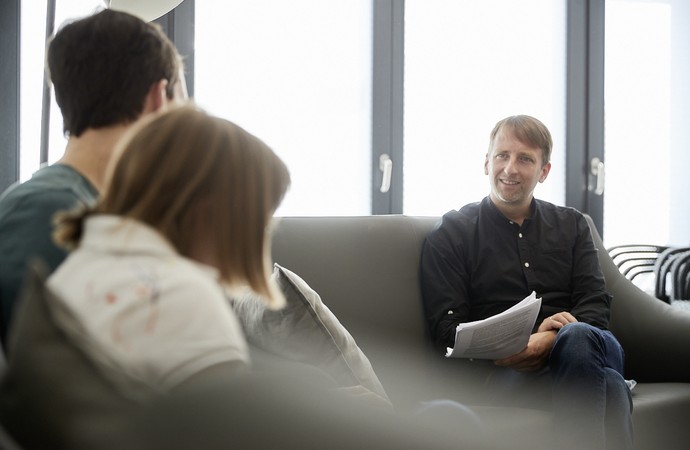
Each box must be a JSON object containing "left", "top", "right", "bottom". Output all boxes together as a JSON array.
[{"left": 608, "top": 244, "right": 690, "bottom": 307}]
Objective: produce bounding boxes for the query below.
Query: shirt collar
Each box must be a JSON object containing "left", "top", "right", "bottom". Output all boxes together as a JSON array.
[
  {"left": 81, "top": 215, "right": 179, "bottom": 257},
  {"left": 483, "top": 196, "right": 540, "bottom": 228},
  {"left": 80, "top": 215, "right": 221, "bottom": 279}
]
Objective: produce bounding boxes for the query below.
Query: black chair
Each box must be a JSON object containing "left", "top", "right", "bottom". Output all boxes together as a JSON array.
[
  {"left": 654, "top": 247, "right": 690, "bottom": 303},
  {"left": 670, "top": 250, "right": 690, "bottom": 302},
  {"left": 606, "top": 244, "right": 669, "bottom": 292},
  {"left": 683, "top": 271, "right": 690, "bottom": 303}
]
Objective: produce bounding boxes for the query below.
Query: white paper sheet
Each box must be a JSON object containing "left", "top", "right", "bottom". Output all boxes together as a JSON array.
[{"left": 445, "top": 291, "right": 542, "bottom": 360}]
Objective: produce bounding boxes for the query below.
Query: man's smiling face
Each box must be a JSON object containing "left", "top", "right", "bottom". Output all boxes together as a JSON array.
[{"left": 485, "top": 128, "right": 551, "bottom": 209}]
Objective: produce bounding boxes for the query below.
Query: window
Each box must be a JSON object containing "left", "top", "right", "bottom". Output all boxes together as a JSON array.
[
  {"left": 11, "top": 2, "right": 607, "bottom": 224},
  {"left": 403, "top": 0, "right": 567, "bottom": 215},
  {"left": 604, "top": 0, "right": 690, "bottom": 246},
  {"left": 195, "top": 1, "right": 373, "bottom": 216}
]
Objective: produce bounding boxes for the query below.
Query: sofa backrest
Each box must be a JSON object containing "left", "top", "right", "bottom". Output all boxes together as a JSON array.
[
  {"left": 272, "top": 214, "right": 439, "bottom": 350},
  {"left": 272, "top": 214, "right": 690, "bottom": 394}
]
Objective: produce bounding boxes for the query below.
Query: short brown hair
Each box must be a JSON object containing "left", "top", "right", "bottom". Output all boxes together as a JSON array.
[
  {"left": 47, "top": 9, "right": 183, "bottom": 137},
  {"left": 489, "top": 115, "right": 553, "bottom": 165},
  {"left": 55, "top": 105, "right": 290, "bottom": 307}
]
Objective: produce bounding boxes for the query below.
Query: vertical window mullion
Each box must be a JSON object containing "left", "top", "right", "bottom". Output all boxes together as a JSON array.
[
  {"left": 154, "top": 0, "right": 195, "bottom": 98},
  {"left": 566, "top": 0, "right": 605, "bottom": 233},
  {"left": 0, "top": 0, "right": 20, "bottom": 192},
  {"left": 371, "top": 0, "right": 404, "bottom": 215}
]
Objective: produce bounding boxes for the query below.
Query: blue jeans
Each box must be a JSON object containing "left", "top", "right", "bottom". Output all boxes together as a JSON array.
[
  {"left": 484, "top": 323, "right": 633, "bottom": 450},
  {"left": 550, "top": 322, "right": 633, "bottom": 450}
]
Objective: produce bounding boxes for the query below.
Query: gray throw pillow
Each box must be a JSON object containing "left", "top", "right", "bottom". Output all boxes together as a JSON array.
[{"left": 231, "top": 263, "right": 389, "bottom": 402}]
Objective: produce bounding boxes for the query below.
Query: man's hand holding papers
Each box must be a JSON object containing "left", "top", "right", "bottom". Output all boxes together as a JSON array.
[{"left": 445, "top": 291, "right": 542, "bottom": 360}]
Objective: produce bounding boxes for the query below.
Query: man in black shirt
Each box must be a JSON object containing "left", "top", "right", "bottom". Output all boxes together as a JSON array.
[{"left": 420, "top": 115, "right": 632, "bottom": 449}]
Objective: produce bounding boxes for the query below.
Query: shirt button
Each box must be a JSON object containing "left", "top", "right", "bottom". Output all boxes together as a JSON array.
[
  {"left": 524, "top": 262, "right": 530, "bottom": 268},
  {"left": 518, "top": 233, "right": 523, "bottom": 238}
]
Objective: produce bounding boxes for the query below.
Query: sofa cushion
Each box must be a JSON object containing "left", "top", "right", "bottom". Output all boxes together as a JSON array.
[
  {"left": 231, "top": 263, "right": 389, "bottom": 401},
  {"left": 627, "top": 382, "right": 690, "bottom": 450}
]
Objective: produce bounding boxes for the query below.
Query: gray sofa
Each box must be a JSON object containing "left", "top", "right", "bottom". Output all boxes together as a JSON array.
[
  {"left": 2, "top": 214, "right": 689, "bottom": 449},
  {"left": 271, "top": 214, "right": 690, "bottom": 450}
]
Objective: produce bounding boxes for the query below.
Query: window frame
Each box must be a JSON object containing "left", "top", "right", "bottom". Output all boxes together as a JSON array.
[
  {"left": 566, "top": 0, "right": 605, "bottom": 233},
  {"left": 1, "top": 0, "right": 604, "bottom": 229},
  {"left": 0, "top": 0, "right": 20, "bottom": 193}
]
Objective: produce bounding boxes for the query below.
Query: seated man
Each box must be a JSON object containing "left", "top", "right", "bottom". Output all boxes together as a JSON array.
[
  {"left": 0, "top": 9, "right": 186, "bottom": 350},
  {"left": 420, "top": 115, "right": 633, "bottom": 450}
]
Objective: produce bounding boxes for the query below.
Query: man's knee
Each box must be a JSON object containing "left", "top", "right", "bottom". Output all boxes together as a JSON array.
[
  {"left": 554, "top": 323, "right": 625, "bottom": 369},
  {"left": 554, "top": 322, "right": 599, "bottom": 345},
  {"left": 551, "top": 322, "right": 603, "bottom": 362}
]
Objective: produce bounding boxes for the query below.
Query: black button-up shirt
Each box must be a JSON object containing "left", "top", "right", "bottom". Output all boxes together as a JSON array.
[{"left": 420, "top": 196, "right": 611, "bottom": 351}]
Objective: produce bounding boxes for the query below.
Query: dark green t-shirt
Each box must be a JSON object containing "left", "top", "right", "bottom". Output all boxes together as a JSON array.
[{"left": 0, "top": 164, "right": 97, "bottom": 349}]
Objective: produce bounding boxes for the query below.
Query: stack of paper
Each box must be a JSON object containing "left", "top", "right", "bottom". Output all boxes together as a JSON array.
[{"left": 445, "top": 291, "right": 542, "bottom": 360}]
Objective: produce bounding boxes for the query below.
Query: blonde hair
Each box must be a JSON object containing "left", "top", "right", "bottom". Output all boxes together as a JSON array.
[
  {"left": 55, "top": 105, "right": 290, "bottom": 307},
  {"left": 489, "top": 115, "right": 553, "bottom": 166}
]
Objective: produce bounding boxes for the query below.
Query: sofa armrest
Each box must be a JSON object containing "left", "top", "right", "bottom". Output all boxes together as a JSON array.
[{"left": 585, "top": 214, "right": 690, "bottom": 382}]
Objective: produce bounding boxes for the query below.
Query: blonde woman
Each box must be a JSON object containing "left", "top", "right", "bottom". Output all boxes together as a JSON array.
[{"left": 47, "top": 105, "right": 290, "bottom": 397}]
